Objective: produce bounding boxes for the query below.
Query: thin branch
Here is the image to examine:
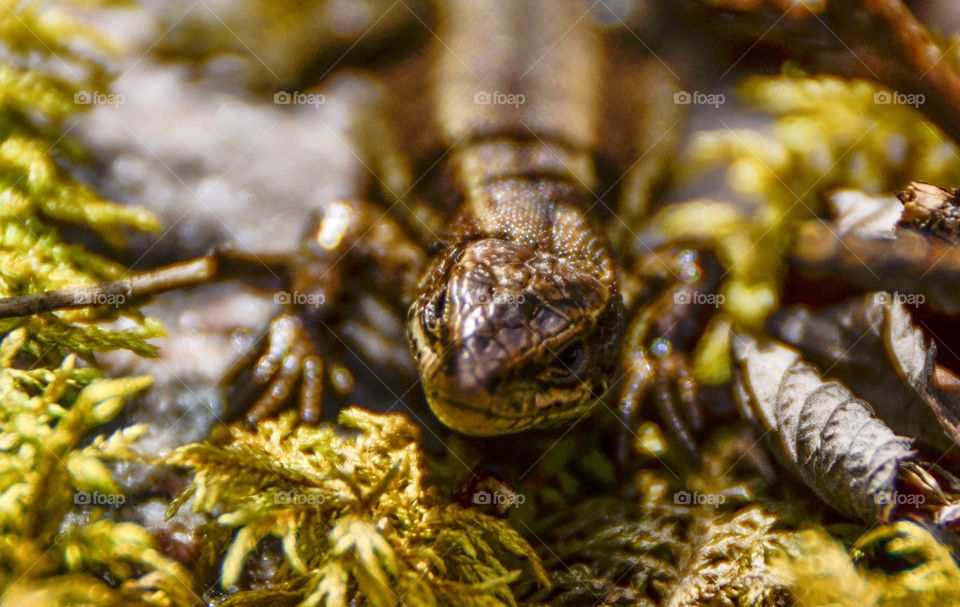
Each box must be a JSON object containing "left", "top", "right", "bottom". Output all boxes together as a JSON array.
[
  {"left": 0, "top": 257, "right": 220, "bottom": 319},
  {"left": 790, "top": 220, "right": 960, "bottom": 315}
]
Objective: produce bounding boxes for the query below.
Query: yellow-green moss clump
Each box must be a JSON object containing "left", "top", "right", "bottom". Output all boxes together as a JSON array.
[
  {"left": 0, "top": 1, "right": 191, "bottom": 605},
  {"left": 0, "top": 328, "right": 194, "bottom": 606},
  {"left": 773, "top": 521, "right": 960, "bottom": 606},
  {"left": 0, "top": 0, "right": 164, "bottom": 361},
  {"left": 167, "top": 409, "right": 549, "bottom": 607}
]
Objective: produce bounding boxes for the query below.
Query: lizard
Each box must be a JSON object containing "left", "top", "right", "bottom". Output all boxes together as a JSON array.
[{"left": 0, "top": 0, "right": 722, "bottom": 456}]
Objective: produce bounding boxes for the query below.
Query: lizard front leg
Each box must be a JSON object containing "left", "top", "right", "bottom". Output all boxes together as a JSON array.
[
  {"left": 222, "top": 67, "right": 444, "bottom": 426},
  {"left": 0, "top": 198, "right": 428, "bottom": 427},
  {"left": 222, "top": 197, "right": 426, "bottom": 426},
  {"left": 617, "top": 247, "right": 722, "bottom": 461}
]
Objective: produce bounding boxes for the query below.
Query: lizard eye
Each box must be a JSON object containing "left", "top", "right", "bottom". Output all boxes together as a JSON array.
[
  {"left": 557, "top": 341, "right": 587, "bottom": 374},
  {"left": 542, "top": 340, "right": 587, "bottom": 385}
]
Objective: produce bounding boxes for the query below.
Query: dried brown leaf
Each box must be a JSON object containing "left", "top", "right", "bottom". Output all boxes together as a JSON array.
[
  {"left": 734, "top": 335, "right": 916, "bottom": 522},
  {"left": 773, "top": 293, "right": 960, "bottom": 451}
]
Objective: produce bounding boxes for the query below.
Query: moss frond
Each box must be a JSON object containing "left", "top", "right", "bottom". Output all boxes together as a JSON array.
[
  {"left": 696, "top": 71, "right": 960, "bottom": 323},
  {"left": 773, "top": 521, "right": 960, "bottom": 606},
  {"left": 650, "top": 69, "right": 960, "bottom": 381},
  {"left": 0, "top": 328, "right": 194, "bottom": 606},
  {"left": 167, "top": 408, "right": 548, "bottom": 607},
  {"left": 665, "top": 505, "right": 789, "bottom": 607}
]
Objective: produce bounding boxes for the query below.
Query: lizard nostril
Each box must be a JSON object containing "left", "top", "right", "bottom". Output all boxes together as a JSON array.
[{"left": 434, "top": 285, "right": 448, "bottom": 318}]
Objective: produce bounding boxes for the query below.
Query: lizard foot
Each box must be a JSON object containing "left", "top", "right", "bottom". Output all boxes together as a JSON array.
[
  {"left": 221, "top": 312, "right": 353, "bottom": 426},
  {"left": 618, "top": 338, "right": 701, "bottom": 462}
]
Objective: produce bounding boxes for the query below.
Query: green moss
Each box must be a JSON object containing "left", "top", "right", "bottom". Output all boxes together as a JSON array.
[
  {"left": 773, "top": 521, "right": 960, "bottom": 606},
  {"left": 0, "top": 328, "right": 194, "bottom": 606},
  {"left": 167, "top": 409, "right": 548, "bottom": 607},
  {"left": 0, "top": 2, "right": 197, "bottom": 605},
  {"left": 0, "top": 0, "right": 164, "bottom": 360}
]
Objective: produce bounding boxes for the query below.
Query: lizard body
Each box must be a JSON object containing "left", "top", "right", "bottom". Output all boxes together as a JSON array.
[{"left": 406, "top": 0, "right": 623, "bottom": 434}]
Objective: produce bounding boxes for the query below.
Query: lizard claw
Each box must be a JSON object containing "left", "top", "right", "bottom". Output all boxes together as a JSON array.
[
  {"left": 615, "top": 247, "right": 722, "bottom": 465},
  {"left": 617, "top": 338, "right": 702, "bottom": 464},
  {"left": 650, "top": 340, "right": 701, "bottom": 458},
  {"left": 221, "top": 312, "right": 352, "bottom": 426}
]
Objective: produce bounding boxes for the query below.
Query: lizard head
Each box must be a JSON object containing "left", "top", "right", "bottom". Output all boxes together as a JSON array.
[{"left": 408, "top": 237, "right": 622, "bottom": 436}]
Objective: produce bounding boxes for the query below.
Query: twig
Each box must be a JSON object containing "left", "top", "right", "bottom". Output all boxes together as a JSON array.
[
  {"left": 790, "top": 220, "right": 960, "bottom": 315},
  {"left": 0, "top": 257, "right": 219, "bottom": 319}
]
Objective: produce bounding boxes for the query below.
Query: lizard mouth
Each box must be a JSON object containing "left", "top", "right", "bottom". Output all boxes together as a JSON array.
[{"left": 424, "top": 386, "right": 598, "bottom": 436}]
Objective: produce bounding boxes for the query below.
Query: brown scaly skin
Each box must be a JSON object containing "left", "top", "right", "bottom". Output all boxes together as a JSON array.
[
  {"left": 402, "top": 0, "right": 659, "bottom": 437},
  {"left": 407, "top": 186, "right": 624, "bottom": 435}
]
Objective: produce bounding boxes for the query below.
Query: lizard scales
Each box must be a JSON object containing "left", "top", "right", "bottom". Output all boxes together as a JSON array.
[{"left": 407, "top": 0, "right": 625, "bottom": 434}]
